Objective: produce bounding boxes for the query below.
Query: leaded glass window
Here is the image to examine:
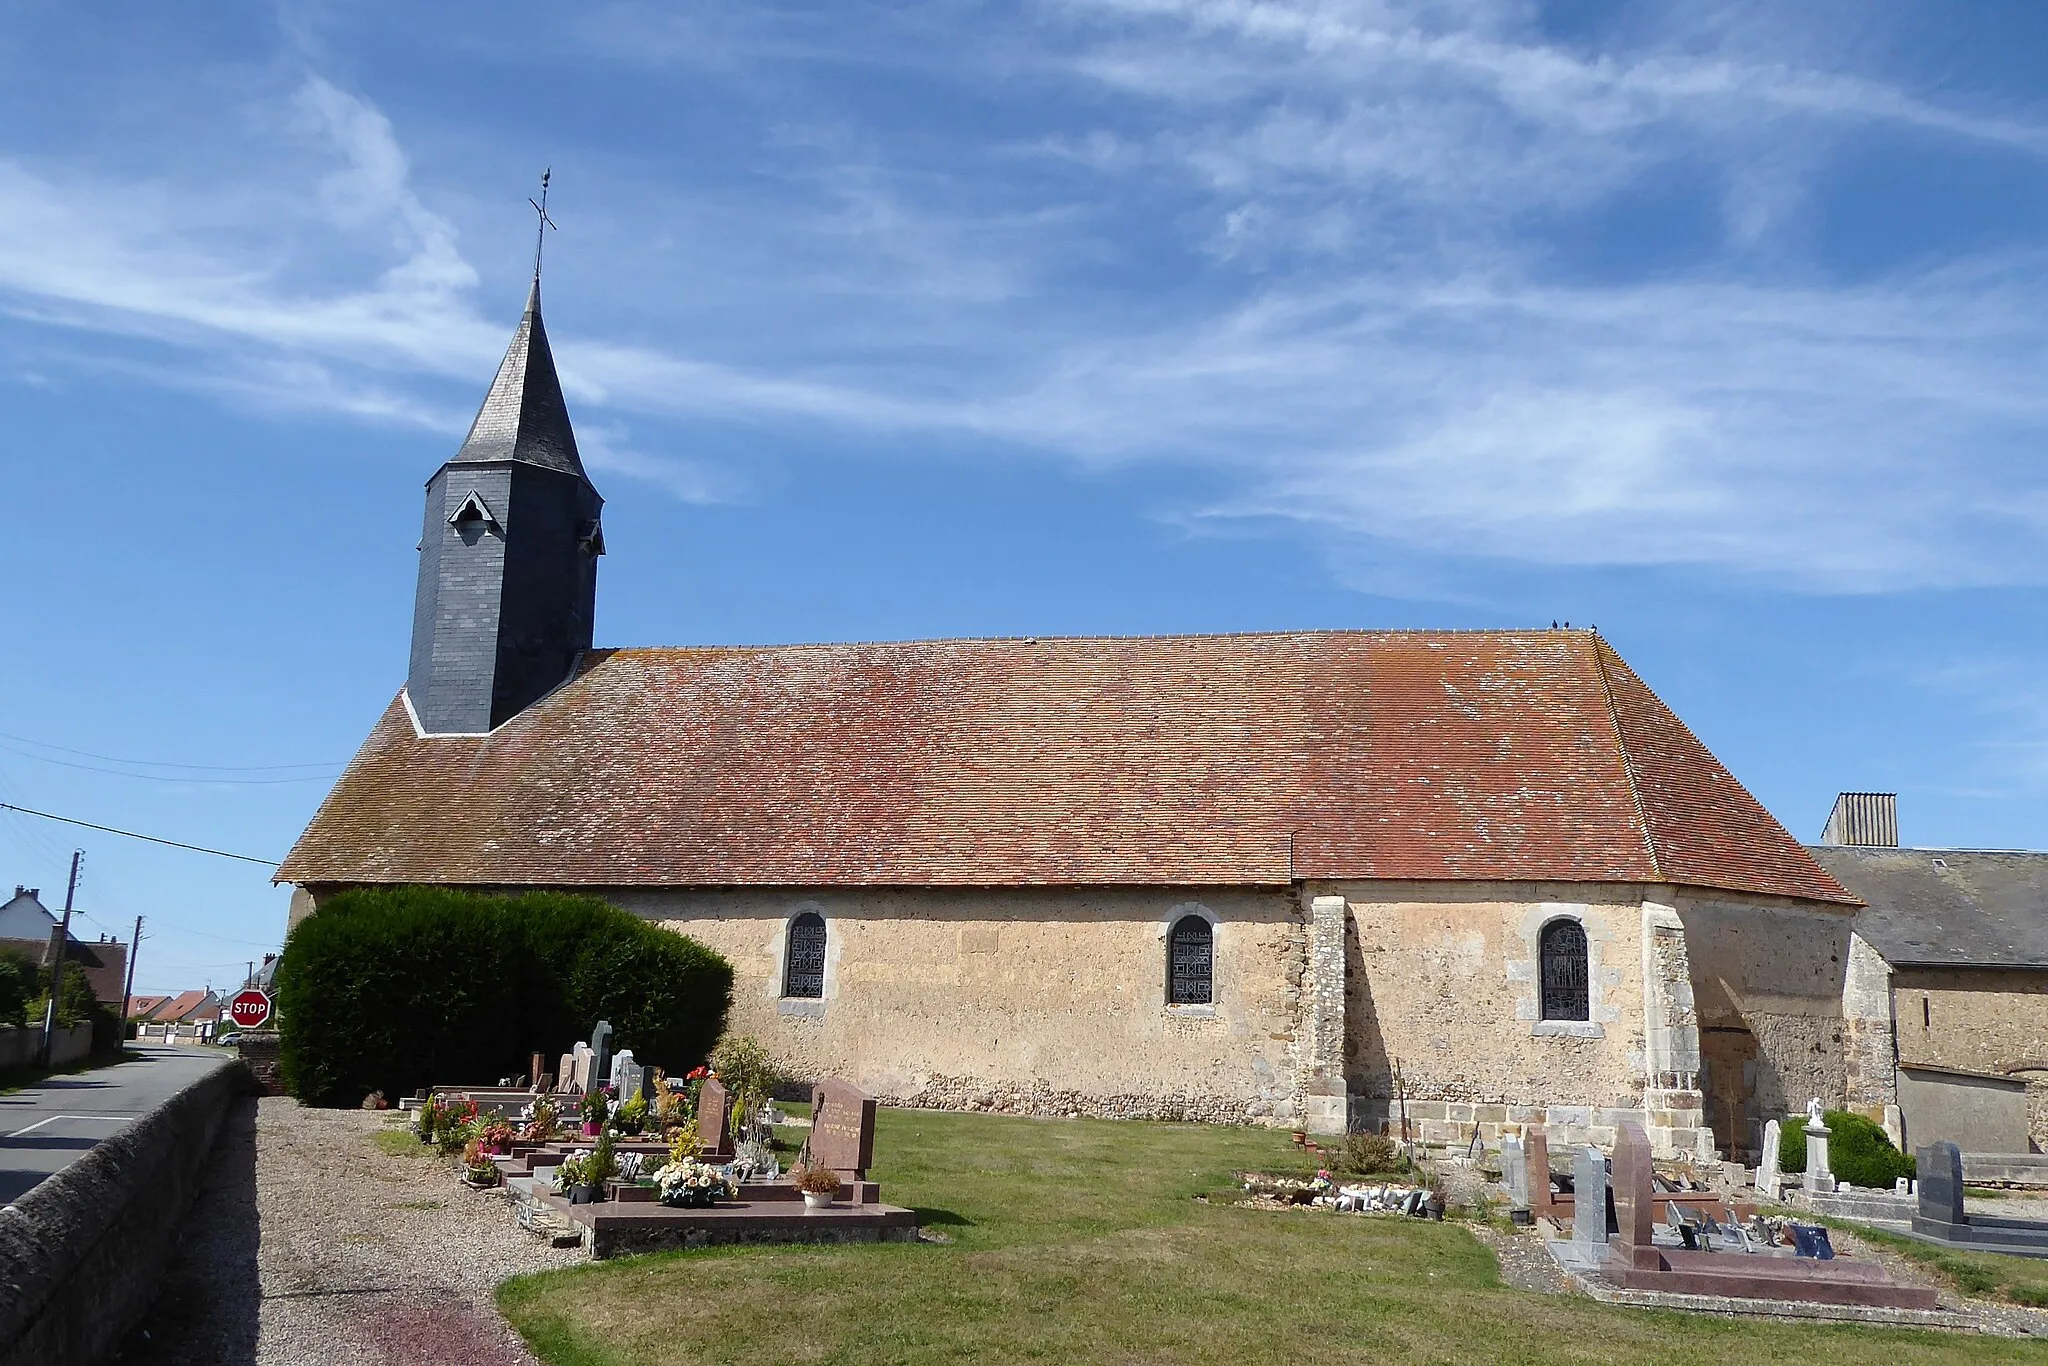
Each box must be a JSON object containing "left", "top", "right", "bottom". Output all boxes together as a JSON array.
[
  {"left": 1539, "top": 919, "right": 1589, "bottom": 1022},
  {"left": 784, "top": 912, "right": 826, "bottom": 999},
  {"left": 1168, "top": 916, "right": 1213, "bottom": 1005}
]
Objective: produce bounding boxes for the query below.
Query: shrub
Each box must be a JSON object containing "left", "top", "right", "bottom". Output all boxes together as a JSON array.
[
  {"left": 710, "top": 1034, "right": 781, "bottom": 1143},
  {"left": 1777, "top": 1110, "right": 1915, "bottom": 1189},
  {"left": 0, "top": 950, "right": 35, "bottom": 1028},
  {"left": 275, "top": 887, "right": 733, "bottom": 1107},
  {"left": 1338, "top": 1130, "right": 1400, "bottom": 1175}
]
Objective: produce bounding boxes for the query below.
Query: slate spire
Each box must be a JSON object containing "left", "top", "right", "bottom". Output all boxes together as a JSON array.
[
  {"left": 406, "top": 277, "right": 605, "bottom": 736},
  {"left": 449, "top": 279, "right": 589, "bottom": 481}
]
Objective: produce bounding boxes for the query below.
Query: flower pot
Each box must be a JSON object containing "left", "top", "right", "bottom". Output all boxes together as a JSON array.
[
  {"left": 582, "top": 1121, "right": 601, "bottom": 1137},
  {"left": 569, "top": 1183, "right": 598, "bottom": 1204},
  {"left": 802, "top": 1190, "right": 835, "bottom": 1211}
]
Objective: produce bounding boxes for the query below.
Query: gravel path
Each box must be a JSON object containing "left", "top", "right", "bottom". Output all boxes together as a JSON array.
[{"left": 114, "top": 1096, "right": 583, "bottom": 1366}]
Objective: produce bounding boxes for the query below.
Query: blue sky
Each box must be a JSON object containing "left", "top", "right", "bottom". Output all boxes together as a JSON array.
[{"left": 2, "top": 1, "right": 2045, "bottom": 994}]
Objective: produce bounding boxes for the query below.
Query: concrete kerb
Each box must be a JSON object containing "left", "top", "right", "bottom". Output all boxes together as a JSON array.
[{"left": 0, "top": 1053, "right": 253, "bottom": 1366}]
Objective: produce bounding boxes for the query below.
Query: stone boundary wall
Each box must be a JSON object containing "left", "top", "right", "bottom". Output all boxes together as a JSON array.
[
  {"left": 234, "top": 1030, "right": 285, "bottom": 1095},
  {"left": 0, "top": 1023, "right": 92, "bottom": 1071},
  {"left": 0, "top": 1054, "right": 251, "bottom": 1366}
]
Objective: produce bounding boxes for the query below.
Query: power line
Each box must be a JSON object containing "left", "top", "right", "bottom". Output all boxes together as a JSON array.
[
  {"left": 0, "top": 729, "right": 343, "bottom": 773},
  {"left": 0, "top": 741, "right": 339, "bottom": 785},
  {"left": 0, "top": 803, "right": 280, "bottom": 867}
]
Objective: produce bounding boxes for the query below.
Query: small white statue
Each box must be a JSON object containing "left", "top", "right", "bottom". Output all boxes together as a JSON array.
[{"left": 1806, "top": 1097, "right": 1826, "bottom": 1129}]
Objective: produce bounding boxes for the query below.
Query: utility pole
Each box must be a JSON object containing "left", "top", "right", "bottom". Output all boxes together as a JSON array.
[
  {"left": 120, "top": 915, "right": 144, "bottom": 1042},
  {"left": 37, "top": 850, "right": 82, "bottom": 1067}
]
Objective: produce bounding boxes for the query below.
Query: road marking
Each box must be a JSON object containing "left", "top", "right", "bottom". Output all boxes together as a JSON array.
[{"left": 7, "top": 1113, "right": 144, "bottom": 1138}]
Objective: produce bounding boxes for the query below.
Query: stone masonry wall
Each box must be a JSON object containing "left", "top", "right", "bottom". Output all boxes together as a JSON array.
[
  {"left": 1329, "top": 881, "right": 1648, "bottom": 1122},
  {"left": 1892, "top": 965, "right": 2048, "bottom": 1151},
  {"left": 610, "top": 886, "right": 1309, "bottom": 1125},
  {"left": 1678, "top": 890, "right": 1856, "bottom": 1155}
]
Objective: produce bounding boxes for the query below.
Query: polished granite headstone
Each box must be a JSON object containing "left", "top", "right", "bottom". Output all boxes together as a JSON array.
[
  {"left": 812, "top": 1080, "right": 878, "bottom": 1178},
  {"left": 1572, "top": 1144, "right": 1612, "bottom": 1247}
]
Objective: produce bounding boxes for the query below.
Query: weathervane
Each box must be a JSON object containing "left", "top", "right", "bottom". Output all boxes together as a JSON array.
[{"left": 529, "top": 167, "right": 557, "bottom": 285}]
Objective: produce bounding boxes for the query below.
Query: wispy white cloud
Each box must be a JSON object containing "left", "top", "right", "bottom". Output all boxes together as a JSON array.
[{"left": 2, "top": 7, "right": 2046, "bottom": 593}]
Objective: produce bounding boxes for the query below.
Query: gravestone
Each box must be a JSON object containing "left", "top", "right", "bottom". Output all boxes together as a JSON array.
[
  {"left": 1917, "top": 1141, "right": 1966, "bottom": 1230},
  {"left": 588, "top": 1020, "right": 613, "bottom": 1091},
  {"left": 1525, "top": 1129, "right": 1552, "bottom": 1213},
  {"left": 1572, "top": 1144, "right": 1612, "bottom": 1247},
  {"left": 558, "top": 1051, "right": 579, "bottom": 1093},
  {"left": 812, "top": 1079, "right": 878, "bottom": 1178},
  {"left": 698, "top": 1077, "right": 734, "bottom": 1159},
  {"left": 1500, "top": 1137, "right": 1527, "bottom": 1208},
  {"left": 1758, "top": 1118, "right": 1782, "bottom": 1199},
  {"left": 609, "top": 1048, "right": 636, "bottom": 1096},
  {"left": 1803, "top": 1111, "right": 1836, "bottom": 1194},
  {"left": 1606, "top": 1121, "right": 1659, "bottom": 1271},
  {"left": 530, "top": 1052, "right": 547, "bottom": 1092}
]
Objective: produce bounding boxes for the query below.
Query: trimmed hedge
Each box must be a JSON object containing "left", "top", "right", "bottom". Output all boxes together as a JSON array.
[
  {"left": 1778, "top": 1109, "right": 1916, "bottom": 1189},
  {"left": 275, "top": 887, "right": 733, "bottom": 1107}
]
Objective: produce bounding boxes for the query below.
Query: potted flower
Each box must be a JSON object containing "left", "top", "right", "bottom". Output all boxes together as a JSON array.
[
  {"left": 462, "top": 1138, "right": 500, "bottom": 1188},
  {"left": 617, "top": 1093, "right": 649, "bottom": 1136},
  {"left": 554, "top": 1151, "right": 595, "bottom": 1203},
  {"left": 795, "top": 1166, "right": 843, "bottom": 1211},
  {"left": 580, "top": 1087, "right": 609, "bottom": 1138},
  {"left": 478, "top": 1119, "right": 516, "bottom": 1156}
]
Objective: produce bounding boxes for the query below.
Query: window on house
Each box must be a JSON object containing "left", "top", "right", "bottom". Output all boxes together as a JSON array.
[
  {"left": 783, "top": 912, "right": 826, "bottom": 999},
  {"left": 1539, "top": 919, "right": 1589, "bottom": 1022},
  {"left": 1168, "top": 915, "right": 1213, "bottom": 1006}
]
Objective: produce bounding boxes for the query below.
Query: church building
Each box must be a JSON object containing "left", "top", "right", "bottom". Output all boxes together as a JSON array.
[{"left": 280, "top": 281, "right": 1871, "bottom": 1162}]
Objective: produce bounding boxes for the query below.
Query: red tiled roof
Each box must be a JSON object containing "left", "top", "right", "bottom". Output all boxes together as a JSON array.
[
  {"left": 128, "top": 994, "right": 171, "bottom": 1020},
  {"left": 278, "top": 631, "right": 1855, "bottom": 905},
  {"left": 159, "top": 990, "right": 219, "bottom": 1023}
]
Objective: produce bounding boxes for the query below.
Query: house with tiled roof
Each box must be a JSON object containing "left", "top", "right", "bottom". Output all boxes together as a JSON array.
[
  {"left": 127, "top": 994, "right": 173, "bottom": 1022},
  {"left": 281, "top": 277, "right": 1870, "bottom": 1163}
]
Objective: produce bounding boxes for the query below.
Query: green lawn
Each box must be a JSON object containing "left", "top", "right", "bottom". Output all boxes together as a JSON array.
[
  {"left": 1845, "top": 1223, "right": 2048, "bottom": 1309},
  {"left": 496, "top": 1109, "right": 2042, "bottom": 1365}
]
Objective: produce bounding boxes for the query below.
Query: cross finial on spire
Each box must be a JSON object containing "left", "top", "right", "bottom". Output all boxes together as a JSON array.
[{"left": 529, "top": 167, "right": 557, "bottom": 287}]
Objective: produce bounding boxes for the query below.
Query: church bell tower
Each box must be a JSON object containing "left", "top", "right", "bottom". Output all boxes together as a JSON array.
[{"left": 406, "top": 278, "right": 604, "bottom": 734}]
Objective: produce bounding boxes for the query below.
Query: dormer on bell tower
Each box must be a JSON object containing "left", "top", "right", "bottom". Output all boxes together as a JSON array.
[{"left": 406, "top": 277, "right": 604, "bottom": 734}]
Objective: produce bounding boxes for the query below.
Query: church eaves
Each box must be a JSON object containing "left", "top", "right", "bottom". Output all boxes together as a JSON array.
[{"left": 448, "top": 280, "right": 589, "bottom": 481}]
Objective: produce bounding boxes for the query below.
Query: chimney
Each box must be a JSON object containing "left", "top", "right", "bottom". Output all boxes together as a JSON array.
[{"left": 1823, "top": 792, "right": 1898, "bottom": 847}]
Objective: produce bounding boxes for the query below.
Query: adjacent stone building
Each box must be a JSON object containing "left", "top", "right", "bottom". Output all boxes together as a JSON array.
[
  {"left": 1811, "top": 796, "right": 2048, "bottom": 1157},
  {"left": 279, "top": 278, "right": 1868, "bottom": 1160}
]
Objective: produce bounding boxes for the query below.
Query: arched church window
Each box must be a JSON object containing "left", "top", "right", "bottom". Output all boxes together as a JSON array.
[
  {"left": 1168, "top": 915, "right": 1213, "bottom": 1006},
  {"left": 783, "top": 912, "right": 826, "bottom": 1000},
  {"left": 1539, "top": 918, "right": 1589, "bottom": 1022}
]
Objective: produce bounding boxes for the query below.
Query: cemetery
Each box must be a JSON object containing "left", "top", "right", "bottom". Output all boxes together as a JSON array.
[
  {"left": 409, "top": 1021, "right": 918, "bottom": 1259},
  {"left": 384, "top": 1017, "right": 2048, "bottom": 1353}
]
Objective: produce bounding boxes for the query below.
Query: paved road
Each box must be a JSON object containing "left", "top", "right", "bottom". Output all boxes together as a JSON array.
[{"left": 0, "top": 1044, "right": 239, "bottom": 1203}]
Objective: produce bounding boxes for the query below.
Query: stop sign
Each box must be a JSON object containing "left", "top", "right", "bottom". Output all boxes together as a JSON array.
[{"left": 228, "top": 989, "right": 272, "bottom": 1030}]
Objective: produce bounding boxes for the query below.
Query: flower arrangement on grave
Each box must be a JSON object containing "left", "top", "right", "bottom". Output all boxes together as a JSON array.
[
  {"left": 794, "top": 1166, "right": 843, "bottom": 1204},
  {"left": 579, "top": 1087, "right": 610, "bottom": 1135},
  {"left": 731, "top": 1137, "right": 779, "bottom": 1184},
  {"left": 658, "top": 1070, "right": 698, "bottom": 1136},
  {"left": 461, "top": 1137, "right": 500, "bottom": 1186},
  {"left": 478, "top": 1119, "right": 516, "bottom": 1155},
  {"left": 554, "top": 1150, "right": 594, "bottom": 1201},
  {"left": 588, "top": 1129, "right": 620, "bottom": 1190},
  {"left": 436, "top": 1099, "right": 482, "bottom": 1156},
  {"left": 519, "top": 1097, "right": 559, "bottom": 1144},
  {"left": 616, "top": 1094, "right": 649, "bottom": 1136},
  {"left": 654, "top": 1158, "right": 731, "bottom": 1208},
  {"left": 667, "top": 1123, "right": 701, "bottom": 1170}
]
